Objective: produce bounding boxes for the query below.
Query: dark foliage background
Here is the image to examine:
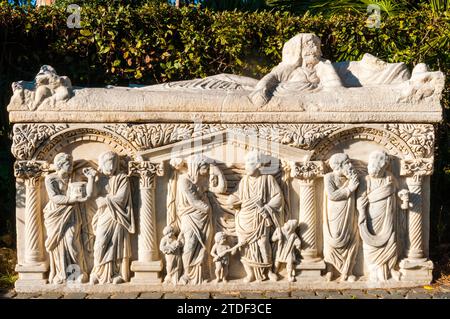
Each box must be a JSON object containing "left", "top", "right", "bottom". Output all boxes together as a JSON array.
[{"left": 0, "top": 2, "right": 448, "bottom": 256}]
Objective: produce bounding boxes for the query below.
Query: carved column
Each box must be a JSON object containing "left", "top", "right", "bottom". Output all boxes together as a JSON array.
[
  {"left": 14, "top": 161, "right": 49, "bottom": 286},
  {"left": 291, "top": 161, "right": 326, "bottom": 278},
  {"left": 399, "top": 158, "right": 433, "bottom": 281},
  {"left": 129, "top": 160, "right": 165, "bottom": 283}
]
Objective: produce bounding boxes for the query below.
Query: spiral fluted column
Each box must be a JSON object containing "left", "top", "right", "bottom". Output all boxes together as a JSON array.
[
  {"left": 298, "top": 179, "right": 318, "bottom": 259},
  {"left": 399, "top": 158, "right": 434, "bottom": 282},
  {"left": 24, "top": 177, "right": 44, "bottom": 264},
  {"left": 406, "top": 179, "right": 424, "bottom": 259},
  {"left": 129, "top": 160, "right": 164, "bottom": 283},
  {"left": 14, "top": 160, "right": 49, "bottom": 287},
  {"left": 291, "top": 161, "right": 326, "bottom": 278}
]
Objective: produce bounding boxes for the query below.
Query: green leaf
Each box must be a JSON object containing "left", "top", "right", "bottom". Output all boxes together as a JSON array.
[{"left": 80, "top": 29, "right": 92, "bottom": 37}]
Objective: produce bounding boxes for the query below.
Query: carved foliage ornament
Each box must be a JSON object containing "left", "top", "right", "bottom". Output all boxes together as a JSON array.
[
  {"left": 384, "top": 124, "right": 434, "bottom": 158},
  {"left": 128, "top": 161, "right": 164, "bottom": 188},
  {"left": 400, "top": 158, "right": 434, "bottom": 177},
  {"left": 105, "top": 123, "right": 343, "bottom": 151},
  {"left": 14, "top": 160, "right": 49, "bottom": 180},
  {"left": 12, "top": 124, "right": 68, "bottom": 160},
  {"left": 290, "top": 161, "right": 325, "bottom": 180}
]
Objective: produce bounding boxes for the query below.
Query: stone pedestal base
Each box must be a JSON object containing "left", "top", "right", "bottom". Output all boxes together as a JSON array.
[
  {"left": 15, "top": 263, "right": 48, "bottom": 288},
  {"left": 296, "top": 259, "right": 326, "bottom": 279},
  {"left": 130, "top": 260, "right": 163, "bottom": 284},
  {"left": 399, "top": 258, "right": 433, "bottom": 283}
]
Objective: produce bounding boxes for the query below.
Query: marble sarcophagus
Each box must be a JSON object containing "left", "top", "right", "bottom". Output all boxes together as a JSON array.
[{"left": 7, "top": 33, "right": 445, "bottom": 293}]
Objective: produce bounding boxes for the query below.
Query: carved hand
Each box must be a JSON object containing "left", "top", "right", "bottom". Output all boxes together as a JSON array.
[
  {"left": 77, "top": 196, "right": 89, "bottom": 203},
  {"left": 348, "top": 175, "right": 359, "bottom": 192},
  {"left": 67, "top": 194, "right": 79, "bottom": 205},
  {"left": 83, "top": 167, "right": 97, "bottom": 178}
]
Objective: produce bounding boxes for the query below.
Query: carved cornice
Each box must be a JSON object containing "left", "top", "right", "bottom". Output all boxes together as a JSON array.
[{"left": 290, "top": 161, "right": 324, "bottom": 180}]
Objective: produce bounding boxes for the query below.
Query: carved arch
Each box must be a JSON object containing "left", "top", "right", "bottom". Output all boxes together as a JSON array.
[
  {"left": 310, "top": 126, "right": 416, "bottom": 161},
  {"left": 33, "top": 127, "right": 138, "bottom": 160}
]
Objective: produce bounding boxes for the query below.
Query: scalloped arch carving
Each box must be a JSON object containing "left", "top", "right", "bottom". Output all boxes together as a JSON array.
[
  {"left": 34, "top": 127, "right": 138, "bottom": 160},
  {"left": 310, "top": 126, "right": 417, "bottom": 161}
]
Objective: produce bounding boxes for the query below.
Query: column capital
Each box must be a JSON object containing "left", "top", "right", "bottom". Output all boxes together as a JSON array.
[
  {"left": 400, "top": 158, "right": 433, "bottom": 184},
  {"left": 14, "top": 160, "right": 49, "bottom": 183},
  {"left": 128, "top": 160, "right": 164, "bottom": 189},
  {"left": 290, "top": 161, "right": 324, "bottom": 181}
]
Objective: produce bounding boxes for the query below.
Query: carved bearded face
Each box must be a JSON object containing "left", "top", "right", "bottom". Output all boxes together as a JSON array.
[
  {"left": 101, "top": 158, "right": 116, "bottom": 176},
  {"left": 301, "top": 36, "right": 321, "bottom": 69},
  {"left": 54, "top": 153, "right": 73, "bottom": 178},
  {"left": 244, "top": 151, "right": 261, "bottom": 176},
  {"left": 368, "top": 151, "right": 388, "bottom": 177},
  {"left": 329, "top": 153, "right": 353, "bottom": 178},
  {"left": 99, "top": 152, "right": 118, "bottom": 176}
]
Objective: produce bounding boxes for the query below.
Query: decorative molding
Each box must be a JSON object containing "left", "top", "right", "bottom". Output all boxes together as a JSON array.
[
  {"left": 400, "top": 158, "right": 434, "bottom": 177},
  {"left": 14, "top": 160, "right": 49, "bottom": 181},
  {"left": 105, "top": 123, "right": 343, "bottom": 152},
  {"left": 35, "top": 127, "right": 137, "bottom": 160},
  {"left": 129, "top": 161, "right": 164, "bottom": 189},
  {"left": 311, "top": 126, "right": 420, "bottom": 160}
]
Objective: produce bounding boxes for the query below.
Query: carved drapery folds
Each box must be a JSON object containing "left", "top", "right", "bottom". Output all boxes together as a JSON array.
[
  {"left": 9, "top": 34, "right": 443, "bottom": 290},
  {"left": 10, "top": 122, "right": 437, "bottom": 288}
]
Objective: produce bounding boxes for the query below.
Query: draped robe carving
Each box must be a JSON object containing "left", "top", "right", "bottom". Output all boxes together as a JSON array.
[{"left": 323, "top": 172, "right": 360, "bottom": 279}]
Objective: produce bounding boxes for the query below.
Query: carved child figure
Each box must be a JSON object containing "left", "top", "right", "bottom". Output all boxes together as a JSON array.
[
  {"left": 210, "top": 232, "right": 236, "bottom": 283},
  {"left": 160, "top": 225, "right": 183, "bottom": 285},
  {"left": 271, "top": 219, "right": 302, "bottom": 282}
]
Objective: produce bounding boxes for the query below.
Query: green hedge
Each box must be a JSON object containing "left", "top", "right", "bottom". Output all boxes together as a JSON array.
[{"left": 0, "top": 2, "right": 449, "bottom": 246}]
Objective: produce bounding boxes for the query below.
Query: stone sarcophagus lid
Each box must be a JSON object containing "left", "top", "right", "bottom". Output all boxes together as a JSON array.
[{"left": 8, "top": 34, "right": 445, "bottom": 293}]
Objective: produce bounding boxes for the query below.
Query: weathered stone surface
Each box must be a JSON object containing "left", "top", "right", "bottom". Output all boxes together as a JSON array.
[
  {"left": 15, "top": 293, "right": 41, "bottom": 299},
  {"left": 291, "top": 291, "right": 321, "bottom": 299},
  {"left": 8, "top": 32, "right": 444, "bottom": 296},
  {"left": 163, "top": 293, "right": 187, "bottom": 299},
  {"left": 86, "top": 293, "right": 111, "bottom": 299},
  {"left": 186, "top": 292, "right": 211, "bottom": 299},
  {"left": 341, "top": 290, "right": 374, "bottom": 299},
  {"left": 37, "top": 293, "right": 63, "bottom": 299},
  {"left": 240, "top": 292, "right": 266, "bottom": 299},
  {"left": 265, "top": 291, "right": 290, "bottom": 299},
  {"left": 212, "top": 293, "right": 240, "bottom": 299},
  {"left": 406, "top": 292, "right": 433, "bottom": 299},
  {"left": 110, "top": 293, "right": 139, "bottom": 299},
  {"left": 0, "top": 290, "right": 16, "bottom": 299},
  {"left": 63, "top": 293, "right": 87, "bottom": 299},
  {"left": 138, "top": 292, "right": 163, "bottom": 299},
  {"left": 431, "top": 292, "right": 450, "bottom": 299}
]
